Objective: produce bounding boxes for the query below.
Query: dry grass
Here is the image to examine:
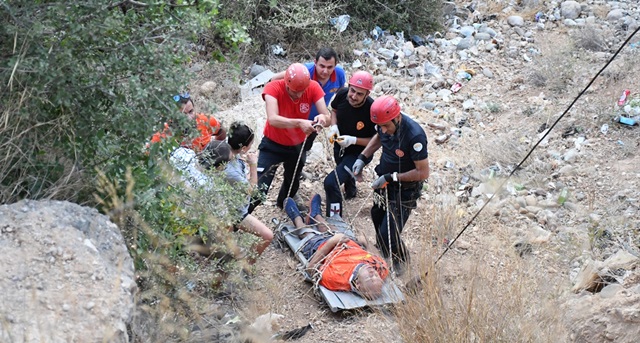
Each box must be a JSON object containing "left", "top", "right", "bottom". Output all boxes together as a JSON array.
[
  {"left": 573, "top": 26, "right": 610, "bottom": 52},
  {"left": 0, "top": 92, "right": 87, "bottom": 203},
  {"left": 395, "top": 210, "right": 568, "bottom": 343}
]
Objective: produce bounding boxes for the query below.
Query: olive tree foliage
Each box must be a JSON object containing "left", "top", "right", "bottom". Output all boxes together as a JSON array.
[
  {"left": 0, "top": 1, "right": 252, "bottom": 264},
  {"left": 0, "top": 0, "right": 214, "bottom": 202}
]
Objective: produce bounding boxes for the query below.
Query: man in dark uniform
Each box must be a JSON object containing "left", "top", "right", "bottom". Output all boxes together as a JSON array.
[
  {"left": 323, "top": 71, "right": 377, "bottom": 217},
  {"left": 352, "top": 95, "right": 430, "bottom": 275}
]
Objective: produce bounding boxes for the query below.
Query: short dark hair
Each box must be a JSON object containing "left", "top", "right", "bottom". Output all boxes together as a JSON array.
[
  {"left": 315, "top": 47, "right": 338, "bottom": 64},
  {"left": 199, "top": 140, "right": 231, "bottom": 170},
  {"left": 227, "top": 122, "right": 254, "bottom": 150}
]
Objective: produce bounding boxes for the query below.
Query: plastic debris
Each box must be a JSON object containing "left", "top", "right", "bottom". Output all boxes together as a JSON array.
[
  {"left": 411, "top": 34, "right": 426, "bottom": 46},
  {"left": 330, "top": 15, "right": 350, "bottom": 33},
  {"left": 617, "top": 89, "right": 630, "bottom": 106},
  {"left": 370, "top": 26, "right": 384, "bottom": 40},
  {"left": 271, "top": 44, "right": 286, "bottom": 56},
  {"left": 451, "top": 82, "right": 463, "bottom": 93},
  {"left": 615, "top": 116, "right": 637, "bottom": 126},
  {"left": 424, "top": 62, "right": 443, "bottom": 79},
  {"left": 600, "top": 123, "right": 609, "bottom": 135}
]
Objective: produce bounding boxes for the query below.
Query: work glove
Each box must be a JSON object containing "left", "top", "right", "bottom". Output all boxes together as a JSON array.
[
  {"left": 352, "top": 154, "right": 368, "bottom": 176},
  {"left": 371, "top": 174, "right": 394, "bottom": 189},
  {"left": 327, "top": 125, "right": 340, "bottom": 143},
  {"left": 335, "top": 135, "right": 356, "bottom": 148}
]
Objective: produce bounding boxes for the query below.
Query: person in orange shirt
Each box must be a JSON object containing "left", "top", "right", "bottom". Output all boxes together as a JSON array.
[
  {"left": 283, "top": 194, "right": 389, "bottom": 299},
  {"left": 150, "top": 93, "right": 226, "bottom": 150}
]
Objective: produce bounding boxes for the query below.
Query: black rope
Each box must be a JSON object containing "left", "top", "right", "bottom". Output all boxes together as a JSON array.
[{"left": 435, "top": 25, "right": 640, "bottom": 265}]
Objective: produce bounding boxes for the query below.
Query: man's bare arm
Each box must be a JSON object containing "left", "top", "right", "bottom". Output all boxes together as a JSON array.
[
  {"left": 306, "top": 233, "right": 349, "bottom": 274},
  {"left": 397, "top": 158, "right": 430, "bottom": 182}
]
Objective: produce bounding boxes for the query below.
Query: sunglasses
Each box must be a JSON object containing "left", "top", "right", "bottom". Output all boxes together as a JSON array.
[{"left": 172, "top": 92, "right": 191, "bottom": 104}]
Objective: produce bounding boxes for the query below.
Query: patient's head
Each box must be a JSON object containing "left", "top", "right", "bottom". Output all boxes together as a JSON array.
[{"left": 354, "top": 264, "right": 384, "bottom": 299}]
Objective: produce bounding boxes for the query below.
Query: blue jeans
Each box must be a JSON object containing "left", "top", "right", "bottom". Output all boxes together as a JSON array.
[
  {"left": 323, "top": 148, "right": 358, "bottom": 217},
  {"left": 248, "top": 137, "right": 307, "bottom": 212},
  {"left": 371, "top": 181, "right": 423, "bottom": 264}
]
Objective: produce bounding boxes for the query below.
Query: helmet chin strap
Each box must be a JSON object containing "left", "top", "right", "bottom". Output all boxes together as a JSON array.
[{"left": 391, "top": 118, "right": 399, "bottom": 132}]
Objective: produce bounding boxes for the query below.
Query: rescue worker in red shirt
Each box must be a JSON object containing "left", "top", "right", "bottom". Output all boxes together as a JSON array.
[
  {"left": 248, "top": 63, "right": 331, "bottom": 211},
  {"left": 284, "top": 194, "right": 389, "bottom": 299}
]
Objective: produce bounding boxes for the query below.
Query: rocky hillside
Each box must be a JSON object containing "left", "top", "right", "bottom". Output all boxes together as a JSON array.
[{"left": 193, "top": 1, "right": 640, "bottom": 342}]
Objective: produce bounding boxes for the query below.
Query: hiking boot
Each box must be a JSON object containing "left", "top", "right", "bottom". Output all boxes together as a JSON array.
[
  {"left": 292, "top": 193, "right": 308, "bottom": 212},
  {"left": 306, "top": 194, "right": 322, "bottom": 224},
  {"left": 284, "top": 197, "right": 301, "bottom": 223}
]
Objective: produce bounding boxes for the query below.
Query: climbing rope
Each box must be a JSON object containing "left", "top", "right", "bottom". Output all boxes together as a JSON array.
[{"left": 434, "top": 25, "right": 640, "bottom": 265}]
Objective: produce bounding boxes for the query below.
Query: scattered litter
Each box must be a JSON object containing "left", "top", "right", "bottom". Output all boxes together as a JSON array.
[
  {"left": 444, "top": 161, "right": 455, "bottom": 169},
  {"left": 617, "top": 89, "right": 630, "bottom": 106},
  {"left": 600, "top": 123, "right": 608, "bottom": 135},
  {"left": 330, "top": 14, "right": 350, "bottom": 33},
  {"left": 557, "top": 187, "right": 568, "bottom": 205},
  {"left": 424, "top": 62, "right": 443, "bottom": 79},
  {"left": 451, "top": 82, "right": 463, "bottom": 93},
  {"left": 370, "top": 26, "right": 384, "bottom": 40},
  {"left": 271, "top": 44, "right": 286, "bottom": 56},
  {"left": 615, "top": 116, "right": 637, "bottom": 126},
  {"left": 456, "top": 71, "right": 472, "bottom": 81},
  {"left": 435, "top": 134, "right": 451, "bottom": 145},
  {"left": 411, "top": 34, "right": 425, "bottom": 46}
]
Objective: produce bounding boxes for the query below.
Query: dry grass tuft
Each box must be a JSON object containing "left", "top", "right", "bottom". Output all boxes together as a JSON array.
[{"left": 571, "top": 25, "right": 610, "bottom": 52}]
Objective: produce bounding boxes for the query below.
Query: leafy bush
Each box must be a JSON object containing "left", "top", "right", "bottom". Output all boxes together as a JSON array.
[
  {"left": 0, "top": 0, "right": 251, "bottom": 279},
  {"left": 214, "top": 0, "right": 443, "bottom": 61}
]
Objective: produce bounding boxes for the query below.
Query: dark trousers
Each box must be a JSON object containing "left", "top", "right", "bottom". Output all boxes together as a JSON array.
[
  {"left": 248, "top": 137, "right": 306, "bottom": 212},
  {"left": 371, "top": 181, "right": 423, "bottom": 264},
  {"left": 323, "top": 147, "right": 358, "bottom": 217}
]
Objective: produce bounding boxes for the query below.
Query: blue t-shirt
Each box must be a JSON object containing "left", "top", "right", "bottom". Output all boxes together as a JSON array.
[
  {"left": 375, "top": 113, "right": 429, "bottom": 176},
  {"left": 305, "top": 62, "right": 346, "bottom": 120}
]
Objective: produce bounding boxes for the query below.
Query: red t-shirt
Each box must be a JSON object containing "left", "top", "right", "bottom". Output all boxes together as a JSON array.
[{"left": 262, "top": 80, "right": 324, "bottom": 146}]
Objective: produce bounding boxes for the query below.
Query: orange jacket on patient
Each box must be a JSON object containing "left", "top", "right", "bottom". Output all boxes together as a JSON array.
[
  {"left": 318, "top": 240, "right": 389, "bottom": 292},
  {"left": 150, "top": 113, "right": 221, "bottom": 152}
]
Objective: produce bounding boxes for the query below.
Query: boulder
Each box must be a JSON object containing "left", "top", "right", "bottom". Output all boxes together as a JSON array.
[
  {"left": 507, "top": 16, "right": 525, "bottom": 27},
  {"left": 561, "top": 1, "right": 582, "bottom": 20},
  {"left": 0, "top": 200, "right": 136, "bottom": 343}
]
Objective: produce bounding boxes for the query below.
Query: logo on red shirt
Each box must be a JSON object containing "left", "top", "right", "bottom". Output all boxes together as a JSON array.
[{"left": 300, "top": 103, "right": 310, "bottom": 113}]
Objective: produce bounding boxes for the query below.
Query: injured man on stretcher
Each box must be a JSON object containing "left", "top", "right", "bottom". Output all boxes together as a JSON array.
[{"left": 283, "top": 194, "right": 389, "bottom": 300}]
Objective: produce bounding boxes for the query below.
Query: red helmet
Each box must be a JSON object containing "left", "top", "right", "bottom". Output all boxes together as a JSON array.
[
  {"left": 370, "top": 95, "right": 400, "bottom": 124},
  {"left": 348, "top": 71, "right": 374, "bottom": 91},
  {"left": 285, "top": 63, "right": 310, "bottom": 92}
]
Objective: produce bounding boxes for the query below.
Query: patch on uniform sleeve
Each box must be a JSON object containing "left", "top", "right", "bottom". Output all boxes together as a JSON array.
[{"left": 413, "top": 142, "right": 423, "bottom": 152}]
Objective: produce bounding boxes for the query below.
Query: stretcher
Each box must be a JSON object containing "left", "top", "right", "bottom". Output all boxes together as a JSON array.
[{"left": 277, "top": 216, "right": 405, "bottom": 312}]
